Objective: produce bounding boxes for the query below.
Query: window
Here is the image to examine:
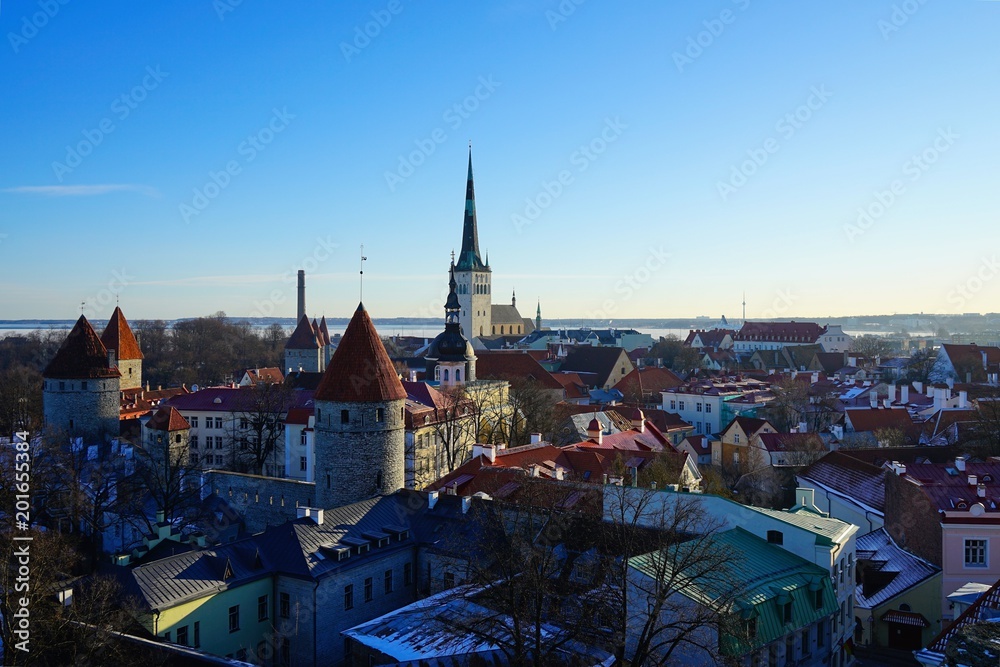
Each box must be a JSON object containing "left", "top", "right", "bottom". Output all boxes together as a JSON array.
[
  {"left": 300, "top": 431, "right": 308, "bottom": 446},
  {"left": 965, "top": 539, "right": 988, "bottom": 567},
  {"left": 696, "top": 422, "right": 702, "bottom": 434},
  {"left": 376, "top": 408, "right": 384, "bottom": 422},
  {"left": 404, "top": 562, "right": 412, "bottom": 587},
  {"left": 384, "top": 569, "right": 393, "bottom": 594},
  {"left": 59, "top": 381, "right": 65, "bottom": 390},
  {"left": 767, "top": 530, "right": 783, "bottom": 545},
  {"left": 734, "top": 434, "right": 741, "bottom": 444},
  {"left": 279, "top": 637, "right": 290, "bottom": 666},
  {"left": 240, "top": 418, "right": 248, "bottom": 429},
  {"left": 679, "top": 401, "right": 685, "bottom": 410},
  {"left": 215, "top": 436, "right": 223, "bottom": 448},
  {"left": 300, "top": 456, "right": 308, "bottom": 472},
  {"left": 215, "top": 455, "right": 224, "bottom": 465},
  {"left": 365, "top": 577, "right": 373, "bottom": 602},
  {"left": 229, "top": 605, "right": 240, "bottom": 632},
  {"left": 341, "top": 409, "right": 350, "bottom": 424},
  {"left": 670, "top": 400, "right": 676, "bottom": 410},
  {"left": 705, "top": 403, "right": 712, "bottom": 413},
  {"left": 194, "top": 621, "right": 200, "bottom": 648},
  {"left": 215, "top": 417, "right": 223, "bottom": 429},
  {"left": 344, "top": 584, "right": 354, "bottom": 610},
  {"left": 81, "top": 381, "right": 88, "bottom": 390},
  {"left": 443, "top": 571, "right": 455, "bottom": 589},
  {"left": 696, "top": 403, "right": 703, "bottom": 412},
  {"left": 164, "top": 631, "right": 170, "bottom": 642},
  {"left": 782, "top": 602, "right": 792, "bottom": 624},
  {"left": 258, "top": 594, "right": 268, "bottom": 621},
  {"left": 191, "top": 435, "right": 199, "bottom": 448},
  {"left": 280, "top": 592, "right": 290, "bottom": 619},
  {"left": 190, "top": 416, "right": 199, "bottom": 428},
  {"left": 176, "top": 625, "right": 188, "bottom": 646}
]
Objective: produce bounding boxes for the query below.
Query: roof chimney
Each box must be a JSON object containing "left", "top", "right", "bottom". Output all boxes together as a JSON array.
[
  {"left": 586, "top": 418, "right": 603, "bottom": 444},
  {"left": 900, "top": 385, "right": 909, "bottom": 404},
  {"left": 956, "top": 456, "right": 967, "bottom": 472},
  {"left": 978, "top": 484, "right": 987, "bottom": 498},
  {"left": 969, "top": 474, "right": 978, "bottom": 487},
  {"left": 461, "top": 496, "right": 472, "bottom": 514},
  {"left": 297, "top": 270, "right": 306, "bottom": 321},
  {"left": 887, "top": 384, "right": 896, "bottom": 403},
  {"left": 427, "top": 490, "right": 439, "bottom": 509},
  {"left": 530, "top": 433, "right": 543, "bottom": 444},
  {"left": 296, "top": 507, "right": 324, "bottom": 524},
  {"left": 959, "top": 391, "right": 968, "bottom": 409},
  {"left": 870, "top": 392, "right": 878, "bottom": 408}
]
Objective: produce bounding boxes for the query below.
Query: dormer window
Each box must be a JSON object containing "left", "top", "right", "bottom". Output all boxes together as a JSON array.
[{"left": 767, "top": 530, "right": 783, "bottom": 545}]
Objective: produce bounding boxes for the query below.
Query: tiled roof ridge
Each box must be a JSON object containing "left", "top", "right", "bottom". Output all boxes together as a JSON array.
[{"left": 101, "top": 306, "right": 144, "bottom": 360}]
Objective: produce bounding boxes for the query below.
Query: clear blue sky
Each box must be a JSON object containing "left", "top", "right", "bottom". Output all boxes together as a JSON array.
[{"left": 2, "top": 1, "right": 998, "bottom": 323}]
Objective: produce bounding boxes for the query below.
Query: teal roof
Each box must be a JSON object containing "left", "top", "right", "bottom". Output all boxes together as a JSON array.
[
  {"left": 629, "top": 527, "right": 838, "bottom": 654},
  {"left": 747, "top": 506, "right": 854, "bottom": 547}
]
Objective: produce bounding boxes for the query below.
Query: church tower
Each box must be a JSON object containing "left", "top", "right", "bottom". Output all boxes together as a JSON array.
[
  {"left": 312, "top": 303, "right": 406, "bottom": 509},
  {"left": 101, "top": 306, "right": 143, "bottom": 391},
  {"left": 425, "top": 262, "right": 477, "bottom": 388},
  {"left": 43, "top": 315, "right": 121, "bottom": 442},
  {"left": 454, "top": 149, "right": 491, "bottom": 339}
]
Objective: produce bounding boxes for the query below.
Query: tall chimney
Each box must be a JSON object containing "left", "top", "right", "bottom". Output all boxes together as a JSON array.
[{"left": 297, "top": 270, "right": 306, "bottom": 320}]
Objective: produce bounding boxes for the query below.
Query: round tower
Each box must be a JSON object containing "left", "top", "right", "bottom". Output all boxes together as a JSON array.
[
  {"left": 425, "top": 262, "right": 477, "bottom": 388},
  {"left": 101, "top": 306, "right": 143, "bottom": 391},
  {"left": 313, "top": 303, "right": 406, "bottom": 509},
  {"left": 43, "top": 315, "right": 121, "bottom": 441},
  {"left": 284, "top": 314, "right": 324, "bottom": 373}
]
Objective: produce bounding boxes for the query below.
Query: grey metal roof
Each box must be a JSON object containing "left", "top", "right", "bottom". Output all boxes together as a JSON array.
[{"left": 853, "top": 528, "right": 939, "bottom": 609}]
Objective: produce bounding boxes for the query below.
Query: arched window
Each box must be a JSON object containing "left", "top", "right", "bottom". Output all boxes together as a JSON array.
[
  {"left": 500, "top": 326, "right": 505, "bottom": 335},
  {"left": 456, "top": 369, "right": 462, "bottom": 382},
  {"left": 443, "top": 369, "right": 450, "bottom": 382}
]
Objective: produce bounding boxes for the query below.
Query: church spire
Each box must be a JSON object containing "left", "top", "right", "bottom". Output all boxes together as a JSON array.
[
  {"left": 445, "top": 261, "right": 461, "bottom": 325},
  {"left": 456, "top": 147, "right": 487, "bottom": 272},
  {"left": 536, "top": 299, "right": 542, "bottom": 331}
]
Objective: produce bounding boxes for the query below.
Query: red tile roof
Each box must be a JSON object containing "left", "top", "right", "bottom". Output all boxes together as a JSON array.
[
  {"left": 902, "top": 460, "right": 1000, "bottom": 514},
  {"left": 146, "top": 406, "right": 190, "bottom": 432},
  {"left": 614, "top": 367, "right": 683, "bottom": 397},
  {"left": 285, "top": 314, "right": 320, "bottom": 350},
  {"left": 242, "top": 367, "right": 284, "bottom": 385},
  {"left": 844, "top": 407, "right": 914, "bottom": 433},
  {"left": 735, "top": 321, "right": 825, "bottom": 343},
  {"left": 100, "top": 306, "right": 144, "bottom": 360},
  {"left": 315, "top": 303, "right": 406, "bottom": 403},
  {"left": 319, "top": 316, "right": 332, "bottom": 346},
  {"left": 475, "top": 351, "right": 564, "bottom": 390},
  {"left": 43, "top": 316, "right": 121, "bottom": 380}
]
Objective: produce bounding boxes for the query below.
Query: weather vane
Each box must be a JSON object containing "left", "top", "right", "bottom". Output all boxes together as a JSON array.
[
  {"left": 360, "top": 244, "right": 367, "bottom": 301},
  {"left": 80, "top": 301, "right": 86, "bottom": 316}
]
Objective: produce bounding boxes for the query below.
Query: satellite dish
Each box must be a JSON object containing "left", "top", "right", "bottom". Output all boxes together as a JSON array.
[{"left": 191, "top": 384, "right": 200, "bottom": 392}]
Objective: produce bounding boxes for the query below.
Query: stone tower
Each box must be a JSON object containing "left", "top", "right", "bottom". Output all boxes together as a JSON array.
[
  {"left": 312, "top": 303, "right": 406, "bottom": 509},
  {"left": 101, "top": 306, "right": 143, "bottom": 391},
  {"left": 284, "top": 314, "right": 324, "bottom": 373},
  {"left": 454, "top": 149, "right": 491, "bottom": 339},
  {"left": 319, "top": 316, "right": 333, "bottom": 367},
  {"left": 43, "top": 315, "right": 121, "bottom": 442},
  {"left": 425, "top": 262, "right": 477, "bottom": 388},
  {"left": 142, "top": 405, "right": 191, "bottom": 471}
]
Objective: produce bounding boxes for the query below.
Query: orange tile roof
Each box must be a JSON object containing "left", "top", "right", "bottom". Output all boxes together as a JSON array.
[
  {"left": 285, "top": 314, "right": 321, "bottom": 350},
  {"left": 146, "top": 406, "right": 190, "bottom": 431},
  {"left": 43, "top": 316, "right": 121, "bottom": 380},
  {"left": 314, "top": 303, "right": 406, "bottom": 403},
  {"left": 100, "top": 306, "right": 144, "bottom": 360}
]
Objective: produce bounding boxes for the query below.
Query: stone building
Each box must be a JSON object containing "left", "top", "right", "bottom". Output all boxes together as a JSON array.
[
  {"left": 100, "top": 306, "right": 143, "bottom": 390},
  {"left": 141, "top": 405, "right": 191, "bottom": 470},
  {"left": 313, "top": 303, "right": 407, "bottom": 509},
  {"left": 42, "top": 315, "right": 121, "bottom": 442},
  {"left": 284, "top": 313, "right": 325, "bottom": 374}
]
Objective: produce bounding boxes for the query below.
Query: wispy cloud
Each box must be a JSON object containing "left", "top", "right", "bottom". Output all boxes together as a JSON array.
[{"left": 1, "top": 184, "right": 160, "bottom": 197}]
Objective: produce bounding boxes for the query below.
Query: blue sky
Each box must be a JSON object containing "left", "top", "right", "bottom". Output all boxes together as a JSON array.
[{"left": 1, "top": 1, "right": 998, "bottom": 323}]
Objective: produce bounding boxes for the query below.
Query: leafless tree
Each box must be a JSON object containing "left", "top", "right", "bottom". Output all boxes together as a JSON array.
[{"left": 228, "top": 382, "right": 291, "bottom": 475}]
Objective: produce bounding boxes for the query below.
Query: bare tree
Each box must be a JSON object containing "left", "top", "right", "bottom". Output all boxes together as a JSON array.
[
  {"left": 603, "top": 484, "right": 749, "bottom": 666},
  {"left": 228, "top": 383, "right": 291, "bottom": 475}
]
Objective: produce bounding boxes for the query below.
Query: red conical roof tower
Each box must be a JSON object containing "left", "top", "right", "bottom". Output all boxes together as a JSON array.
[
  {"left": 315, "top": 303, "right": 405, "bottom": 403},
  {"left": 43, "top": 316, "right": 121, "bottom": 380},
  {"left": 101, "top": 306, "right": 144, "bottom": 360}
]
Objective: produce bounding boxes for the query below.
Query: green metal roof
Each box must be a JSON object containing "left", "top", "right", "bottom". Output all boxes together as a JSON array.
[
  {"left": 629, "top": 527, "right": 838, "bottom": 654},
  {"left": 747, "top": 506, "right": 853, "bottom": 547}
]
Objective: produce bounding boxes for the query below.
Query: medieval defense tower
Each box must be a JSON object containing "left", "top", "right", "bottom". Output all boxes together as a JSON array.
[{"left": 312, "top": 303, "right": 406, "bottom": 509}]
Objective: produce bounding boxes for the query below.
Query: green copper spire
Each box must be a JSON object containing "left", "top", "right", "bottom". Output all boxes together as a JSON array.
[{"left": 456, "top": 147, "right": 488, "bottom": 272}]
